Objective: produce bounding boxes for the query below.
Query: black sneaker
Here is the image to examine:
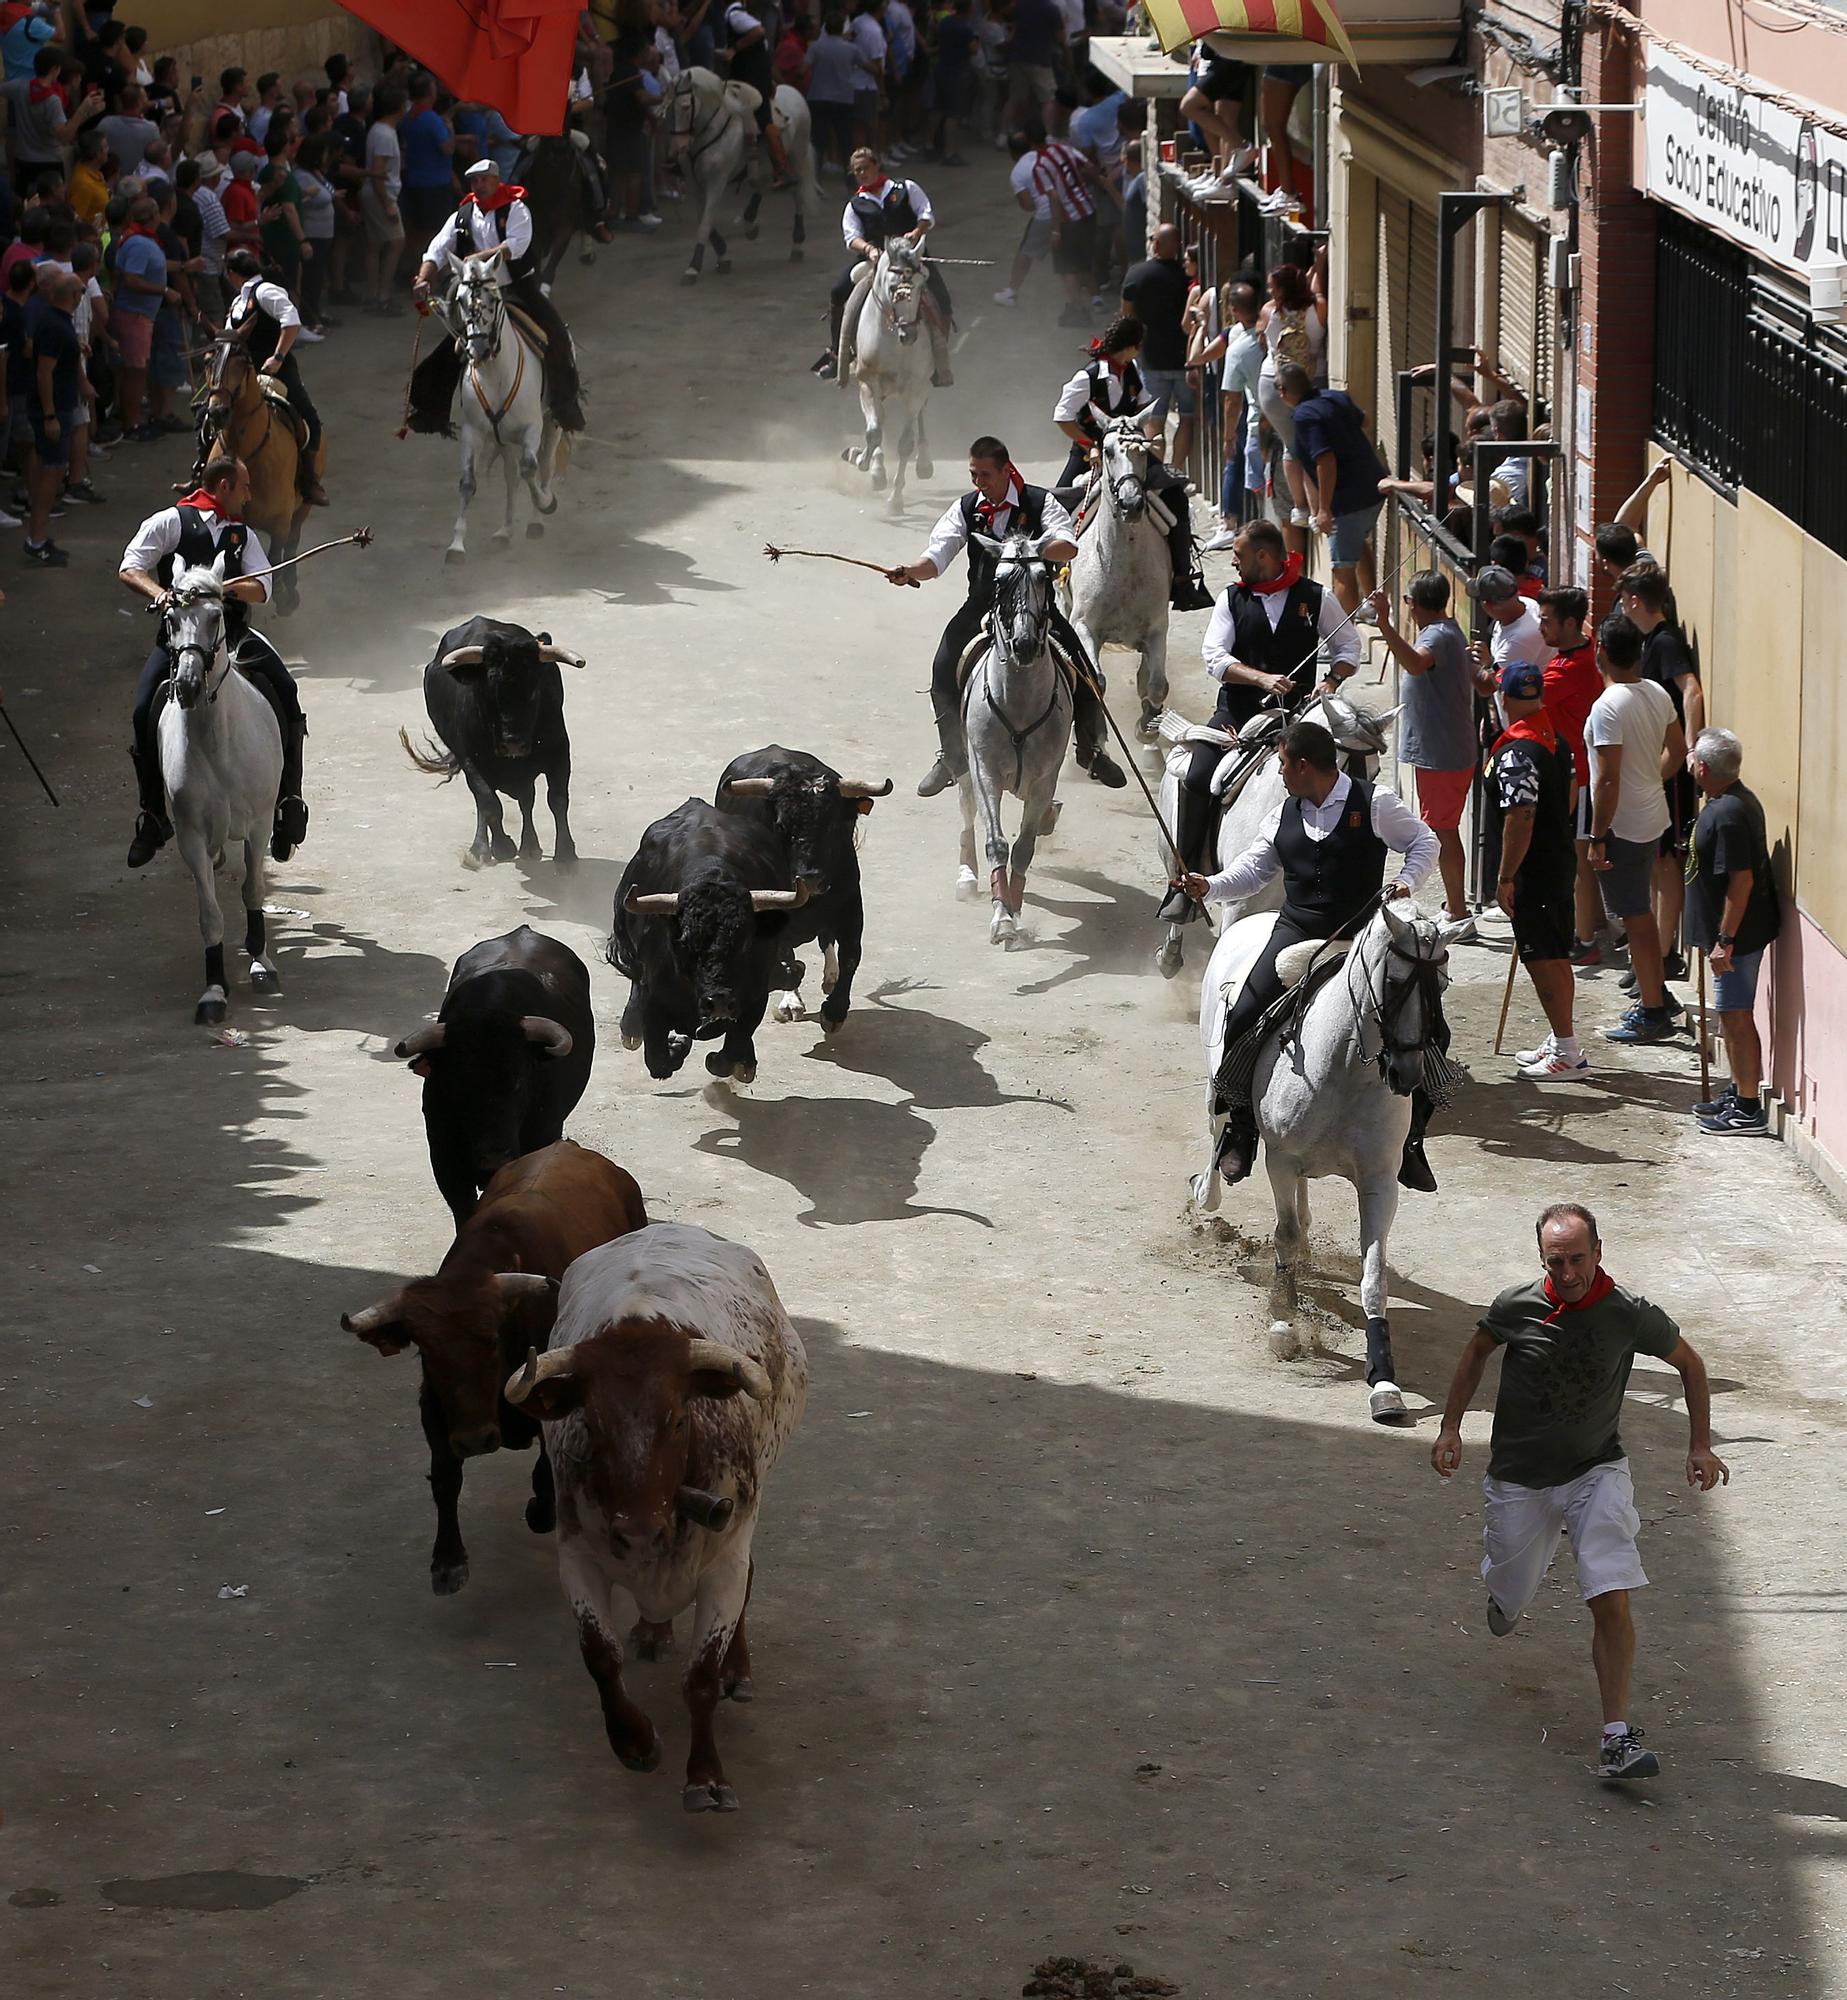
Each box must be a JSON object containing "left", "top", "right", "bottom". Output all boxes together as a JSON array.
[
  {"left": 1598, "top": 1727, "right": 1660, "bottom": 1781},
  {"left": 62, "top": 478, "right": 105, "bottom": 506},
  {"left": 1568, "top": 937, "right": 1603, "bottom": 969},
  {"left": 23, "top": 538, "right": 68, "bottom": 567},
  {"left": 1663, "top": 949, "right": 1689, "bottom": 981},
  {"left": 1693, "top": 1083, "right": 1737, "bottom": 1120},
  {"left": 1486, "top": 1595, "right": 1517, "bottom": 1636},
  {"left": 1618, "top": 968, "right": 1638, "bottom": 993}
]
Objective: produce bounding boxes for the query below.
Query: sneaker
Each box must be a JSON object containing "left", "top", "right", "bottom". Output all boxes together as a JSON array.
[
  {"left": 634, "top": 212, "right": 664, "bottom": 229},
  {"left": 1351, "top": 601, "right": 1379, "bottom": 627},
  {"left": 993, "top": 287, "right": 1018, "bottom": 307},
  {"left": 1519, "top": 1048, "right": 1590, "bottom": 1081},
  {"left": 1514, "top": 1033, "right": 1555, "bottom": 1067},
  {"left": 1663, "top": 949, "right": 1689, "bottom": 981},
  {"left": 1203, "top": 525, "right": 1240, "bottom": 553},
  {"left": 1598, "top": 1727, "right": 1660, "bottom": 1781},
  {"left": 1568, "top": 938, "right": 1603, "bottom": 968},
  {"left": 1289, "top": 505, "right": 1310, "bottom": 527},
  {"left": 1699, "top": 1098, "right": 1769, "bottom": 1136},
  {"left": 92, "top": 422, "right": 125, "bottom": 446},
  {"left": 1485, "top": 1595, "right": 1517, "bottom": 1636},
  {"left": 295, "top": 326, "right": 326, "bottom": 344},
  {"left": 1618, "top": 968, "right": 1638, "bottom": 992},
  {"left": 1693, "top": 1083, "right": 1737, "bottom": 1120},
  {"left": 1603, "top": 1007, "right": 1678, "bottom": 1044},
  {"left": 0, "top": 507, "right": 19, "bottom": 529},
  {"left": 62, "top": 478, "right": 105, "bottom": 506},
  {"left": 1441, "top": 913, "right": 1476, "bottom": 942},
  {"left": 22, "top": 538, "right": 68, "bottom": 567}
]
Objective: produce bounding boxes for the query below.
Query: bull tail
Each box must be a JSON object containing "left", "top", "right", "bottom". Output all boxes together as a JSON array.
[
  {"left": 607, "top": 914, "right": 640, "bottom": 982},
  {"left": 399, "top": 726, "right": 462, "bottom": 782}
]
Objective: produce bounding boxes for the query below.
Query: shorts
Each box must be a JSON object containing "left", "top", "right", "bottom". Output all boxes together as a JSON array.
[
  {"left": 1596, "top": 831, "right": 1658, "bottom": 922},
  {"left": 150, "top": 307, "right": 187, "bottom": 390},
  {"left": 29, "top": 403, "right": 77, "bottom": 469},
  {"left": 1482, "top": 1459, "right": 1648, "bottom": 1616},
  {"left": 1509, "top": 880, "right": 1574, "bottom": 963},
  {"left": 1330, "top": 500, "right": 1382, "bottom": 567},
  {"left": 1007, "top": 63, "right": 1055, "bottom": 118},
  {"left": 1141, "top": 365, "right": 1196, "bottom": 420},
  {"left": 361, "top": 183, "right": 404, "bottom": 243},
  {"left": 7, "top": 391, "right": 28, "bottom": 449},
  {"left": 1263, "top": 64, "right": 1313, "bottom": 84},
  {"left": 1195, "top": 55, "right": 1245, "bottom": 102},
  {"left": 607, "top": 125, "right": 649, "bottom": 175},
  {"left": 1711, "top": 944, "right": 1764, "bottom": 1012},
  {"left": 1659, "top": 768, "right": 1697, "bottom": 855},
  {"left": 110, "top": 306, "right": 155, "bottom": 370},
  {"left": 853, "top": 86, "right": 881, "bottom": 127},
  {"left": 1019, "top": 210, "right": 1053, "bottom": 260},
  {"left": 1413, "top": 765, "right": 1473, "bottom": 832},
  {"left": 1052, "top": 211, "right": 1095, "bottom": 276}
]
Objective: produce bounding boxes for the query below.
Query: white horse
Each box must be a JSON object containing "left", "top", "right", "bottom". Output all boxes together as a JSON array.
[
  {"left": 668, "top": 68, "right": 816, "bottom": 283},
  {"left": 841, "top": 238, "right": 937, "bottom": 515},
  {"left": 441, "top": 251, "right": 562, "bottom": 566},
  {"left": 1153, "top": 692, "right": 1395, "bottom": 978},
  {"left": 1195, "top": 900, "right": 1452, "bottom": 1423},
  {"left": 957, "top": 534, "right": 1073, "bottom": 947},
  {"left": 158, "top": 558, "right": 286, "bottom": 1024},
  {"left": 1065, "top": 418, "right": 1171, "bottom": 741}
]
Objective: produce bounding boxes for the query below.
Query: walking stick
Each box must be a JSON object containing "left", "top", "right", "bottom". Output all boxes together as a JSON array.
[
  {"left": 260, "top": 527, "right": 375, "bottom": 578},
  {"left": 764, "top": 542, "right": 917, "bottom": 582},
  {"left": 394, "top": 309, "right": 428, "bottom": 442},
  {"left": 1492, "top": 937, "right": 1519, "bottom": 1055},
  {"left": 0, "top": 697, "right": 59, "bottom": 807},
  {"left": 1696, "top": 951, "right": 1712, "bottom": 1103}
]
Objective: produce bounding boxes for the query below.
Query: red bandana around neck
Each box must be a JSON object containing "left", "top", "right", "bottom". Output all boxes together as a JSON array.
[
  {"left": 1490, "top": 711, "right": 1558, "bottom": 761},
  {"left": 122, "top": 221, "right": 160, "bottom": 241},
  {"left": 1543, "top": 1269, "right": 1616, "bottom": 1318},
  {"left": 974, "top": 469, "right": 1023, "bottom": 528},
  {"left": 176, "top": 487, "right": 241, "bottom": 522},
  {"left": 29, "top": 77, "right": 68, "bottom": 107},
  {"left": 465, "top": 183, "right": 526, "bottom": 213},
  {"left": 1247, "top": 551, "right": 1305, "bottom": 596}
]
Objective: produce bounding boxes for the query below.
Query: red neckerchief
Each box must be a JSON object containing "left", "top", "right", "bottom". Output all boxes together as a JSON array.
[
  {"left": 856, "top": 176, "right": 891, "bottom": 199},
  {"left": 1489, "top": 711, "right": 1558, "bottom": 761},
  {"left": 28, "top": 78, "right": 68, "bottom": 107},
  {"left": 176, "top": 488, "right": 241, "bottom": 522},
  {"left": 464, "top": 183, "right": 526, "bottom": 213},
  {"left": 121, "top": 222, "right": 160, "bottom": 240},
  {"left": 974, "top": 469, "right": 1023, "bottom": 529},
  {"left": 1245, "top": 552, "right": 1305, "bottom": 597},
  {"left": 1542, "top": 1269, "right": 1616, "bottom": 1320}
]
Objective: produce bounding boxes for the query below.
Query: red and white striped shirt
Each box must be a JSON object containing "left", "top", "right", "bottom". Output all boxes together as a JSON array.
[{"left": 1032, "top": 141, "right": 1095, "bottom": 223}]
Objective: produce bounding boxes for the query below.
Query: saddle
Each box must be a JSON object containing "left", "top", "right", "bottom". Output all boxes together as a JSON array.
[
  {"left": 1209, "top": 915, "right": 1354, "bottom": 1114},
  {"left": 257, "top": 372, "right": 310, "bottom": 450},
  {"left": 955, "top": 630, "right": 1085, "bottom": 699},
  {"left": 149, "top": 635, "right": 290, "bottom": 732},
  {"left": 504, "top": 300, "right": 551, "bottom": 353},
  {"left": 837, "top": 259, "right": 950, "bottom": 383}
]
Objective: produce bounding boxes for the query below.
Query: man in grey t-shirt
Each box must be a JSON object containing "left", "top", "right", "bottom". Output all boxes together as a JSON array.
[{"left": 1370, "top": 569, "right": 1477, "bottom": 931}]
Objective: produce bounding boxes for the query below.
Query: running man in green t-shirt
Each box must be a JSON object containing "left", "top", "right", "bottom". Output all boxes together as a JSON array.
[{"left": 1431, "top": 1201, "right": 1729, "bottom": 1783}]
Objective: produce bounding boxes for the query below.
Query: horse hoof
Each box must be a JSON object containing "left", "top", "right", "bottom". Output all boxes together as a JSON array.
[
  {"left": 195, "top": 997, "right": 227, "bottom": 1026},
  {"left": 1136, "top": 707, "right": 1165, "bottom": 743},
  {"left": 629, "top": 1622, "right": 674, "bottom": 1662},
  {"left": 538, "top": 493, "right": 559, "bottom": 516},
  {"left": 444, "top": 548, "right": 466, "bottom": 566},
  {"left": 742, "top": 226, "right": 759, "bottom": 241},
  {"left": 817, "top": 1009, "right": 843, "bottom": 1038},
  {"left": 618, "top": 1731, "right": 663, "bottom": 1774},
  {"left": 430, "top": 1560, "right": 469, "bottom": 1596},
  {"left": 621, "top": 1028, "right": 643, "bottom": 1051},
  {"left": 716, "top": 258, "right": 732, "bottom": 275},
  {"left": 490, "top": 839, "right": 518, "bottom": 864},
  {"left": 462, "top": 847, "right": 488, "bottom": 871},
  {"left": 1368, "top": 1382, "right": 1410, "bottom": 1426},
  {"left": 731, "top": 1061, "right": 757, "bottom": 1085},
  {"left": 956, "top": 866, "right": 979, "bottom": 902},
  {"left": 526, "top": 522, "right": 545, "bottom": 539},
  {"left": 1155, "top": 937, "right": 1184, "bottom": 980},
  {"left": 249, "top": 963, "right": 282, "bottom": 996},
  {"left": 681, "top": 270, "right": 699, "bottom": 286},
  {"left": 553, "top": 849, "right": 578, "bottom": 873},
  {"left": 683, "top": 1781, "right": 739, "bottom": 1813},
  {"left": 915, "top": 456, "right": 933, "bottom": 478},
  {"left": 869, "top": 467, "right": 886, "bottom": 492},
  {"left": 723, "top": 1675, "right": 755, "bottom": 1703},
  {"left": 840, "top": 446, "right": 857, "bottom": 466},
  {"left": 990, "top": 911, "right": 1015, "bottom": 946},
  {"left": 1038, "top": 800, "right": 1062, "bottom": 837},
  {"left": 1188, "top": 1170, "right": 1216, "bottom": 1211}
]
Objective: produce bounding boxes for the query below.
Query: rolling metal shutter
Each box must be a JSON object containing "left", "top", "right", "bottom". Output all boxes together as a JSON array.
[
  {"left": 1497, "top": 214, "right": 1552, "bottom": 411},
  {"left": 1373, "top": 187, "right": 1440, "bottom": 471}
]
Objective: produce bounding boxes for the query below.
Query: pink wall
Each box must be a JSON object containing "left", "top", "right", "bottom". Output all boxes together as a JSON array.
[
  {"left": 1644, "top": 0, "right": 1847, "bottom": 110},
  {"left": 1761, "top": 909, "right": 1847, "bottom": 1184}
]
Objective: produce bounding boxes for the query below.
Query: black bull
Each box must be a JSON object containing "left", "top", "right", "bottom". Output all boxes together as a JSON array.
[
  {"left": 401, "top": 615, "right": 586, "bottom": 870},
  {"left": 394, "top": 926, "right": 596, "bottom": 1227}
]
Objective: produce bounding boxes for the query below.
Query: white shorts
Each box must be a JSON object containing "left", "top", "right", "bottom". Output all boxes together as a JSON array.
[{"left": 1481, "top": 1458, "right": 1648, "bottom": 1615}]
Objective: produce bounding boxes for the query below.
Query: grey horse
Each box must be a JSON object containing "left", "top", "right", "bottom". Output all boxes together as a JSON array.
[
  {"left": 1064, "top": 417, "right": 1171, "bottom": 741},
  {"left": 956, "top": 533, "right": 1073, "bottom": 948},
  {"left": 1194, "top": 899, "right": 1452, "bottom": 1424}
]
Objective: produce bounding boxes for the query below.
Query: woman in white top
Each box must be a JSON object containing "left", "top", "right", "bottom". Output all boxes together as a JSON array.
[{"left": 1255, "top": 258, "right": 1328, "bottom": 552}]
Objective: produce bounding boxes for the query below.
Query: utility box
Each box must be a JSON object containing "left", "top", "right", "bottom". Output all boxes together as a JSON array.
[{"left": 1484, "top": 87, "right": 1525, "bottom": 139}]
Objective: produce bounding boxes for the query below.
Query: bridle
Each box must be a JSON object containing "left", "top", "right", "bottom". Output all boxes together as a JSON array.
[
  {"left": 873, "top": 243, "right": 925, "bottom": 343},
  {"left": 452, "top": 269, "right": 528, "bottom": 435},
  {"left": 669, "top": 72, "right": 729, "bottom": 164},
  {"left": 166, "top": 590, "right": 233, "bottom": 708},
  {"left": 976, "top": 548, "right": 1063, "bottom": 787},
  {"left": 1099, "top": 420, "right": 1148, "bottom": 519},
  {"left": 1343, "top": 907, "right": 1450, "bottom": 1086}
]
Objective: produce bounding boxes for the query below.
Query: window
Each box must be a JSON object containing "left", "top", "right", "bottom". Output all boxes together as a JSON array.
[{"left": 1652, "top": 212, "right": 1747, "bottom": 489}]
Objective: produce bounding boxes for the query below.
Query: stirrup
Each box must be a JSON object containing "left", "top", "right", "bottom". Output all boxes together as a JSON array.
[{"left": 127, "top": 809, "right": 171, "bottom": 868}]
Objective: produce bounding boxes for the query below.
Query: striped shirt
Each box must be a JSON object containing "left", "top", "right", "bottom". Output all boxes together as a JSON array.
[{"left": 1032, "top": 141, "right": 1094, "bottom": 222}]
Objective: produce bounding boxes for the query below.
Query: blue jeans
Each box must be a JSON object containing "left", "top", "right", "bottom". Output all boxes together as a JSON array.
[
  {"left": 1711, "top": 946, "right": 1764, "bottom": 1012},
  {"left": 1330, "top": 500, "right": 1383, "bottom": 567},
  {"left": 1141, "top": 365, "right": 1196, "bottom": 420}
]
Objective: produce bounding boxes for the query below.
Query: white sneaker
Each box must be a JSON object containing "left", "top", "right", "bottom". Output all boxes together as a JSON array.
[
  {"left": 0, "top": 508, "right": 20, "bottom": 528},
  {"left": 993, "top": 287, "right": 1017, "bottom": 307},
  {"left": 295, "top": 326, "right": 325, "bottom": 343},
  {"left": 635, "top": 212, "right": 664, "bottom": 229},
  {"left": 1441, "top": 913, "right": 1476, "bottom": 942},
  {"left": 1513, "top": 1033, "right": 1555, "bottom": 1068},
  {"left": 1203, "top": 525, "right": 1240, "bottom": 553},
  {"left": 1519, "top": 1048, "right": 1591, "bottom": 1081},
  {"left": 1289, "top": 506, "right": 1311, "bottom": 527}
]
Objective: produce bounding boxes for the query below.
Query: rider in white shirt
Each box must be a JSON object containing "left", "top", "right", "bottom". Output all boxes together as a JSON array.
[
  {"left": 813, "top": 146, "right": 953, "bottom": 386},
  {"left": 221, "top": 248, "right": 326, "bottom": 505}
]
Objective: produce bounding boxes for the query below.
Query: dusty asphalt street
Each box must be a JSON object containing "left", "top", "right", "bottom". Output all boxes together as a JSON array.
[{"left": 4, "top": 166, "right": 1847, "bottom": 1999}]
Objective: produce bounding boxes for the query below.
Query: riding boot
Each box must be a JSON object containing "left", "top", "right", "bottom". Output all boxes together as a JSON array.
[
  {"left": 1158, "top": 787, "right": 1213, "bottom": 922},
  {"left": 917, "top": 753, "right": 952, "bottom": 797},
  {"left": 544, "top": 347, "right": 587, "bottom": 432},
  {"left": 1213, "top": 1104, "right": 1258, "bottom": 1185},
  {"left": 271, "top": 714, "right": 310, "bottom": 862},
  {"left": 1166, "top": 509, "right": 1215, "bottom": 610},
  {"left": 299, "top": 422, "right": 328, "bottom": 507},
  {"left": 927, "top": 317, "right": 955, "bottom": 389},
  {"left": 126, "top": 744, "right": 172, "bottom": 868},
  {"left": 813, "top": 302, "right": 844, "bottom": 378},
  {"left": 1398, "top": 1086, "right": 1439, "bottom": 1193}
]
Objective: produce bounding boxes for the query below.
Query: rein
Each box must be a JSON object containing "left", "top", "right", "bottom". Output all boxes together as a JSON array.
[
  {"left": 1341, "top": 907, "right": 1448, "bottom": 1080},
  {"left": 973, "top": 565, "right": 1063, "bottom": 789},
  {"left": 671, "top": 78, "right": 731, "bottom": 166}
]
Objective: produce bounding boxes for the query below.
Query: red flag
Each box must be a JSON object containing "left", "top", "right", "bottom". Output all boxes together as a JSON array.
[{"left": 335, "top": 0, "right": 581, "bottom": 135}]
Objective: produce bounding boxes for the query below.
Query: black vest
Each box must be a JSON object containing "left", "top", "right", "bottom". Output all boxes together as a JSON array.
[
  {"left": 959, "top": 485, "right": 1048, "bottom": 606},
  {"left": 850, "top": 180, "right": 920, "bottom": 246},
  {"left": 158, "top": 505, "right": 252, "bottom": 639},
  {"left": 227, "top": 281, "right": 283, "bottom": 365},
  {"left": 1276, "top": 776, "right": 1387, "bottom": 936},
  {"left": 1215, "top": 578, "right": 1327, "bottom": 727},
  {"left": 1487, "top": 723, "right": 1575, "bottom": 894},
  {"left": 459, "top": 198, "right": 537, "bottom": 283},
  {"left": 1076, "top": 358, "right": 1144, "bottom": 440}
]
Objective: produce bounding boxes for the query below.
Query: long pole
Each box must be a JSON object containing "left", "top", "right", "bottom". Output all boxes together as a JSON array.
[
  {"left": 1492, "top": 942, "right": 1519, "bottom": 1055},
  {"left": 1696, "top": 952, "right": 1712, "bottom": 1103},
  {"left": 0, "top": 699, "right": 59, "bottom": 806}
]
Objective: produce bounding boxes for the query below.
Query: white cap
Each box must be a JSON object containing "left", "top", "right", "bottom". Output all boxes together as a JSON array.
[{"left": 465, "top": 158, "right": 498, "bottom": 175}]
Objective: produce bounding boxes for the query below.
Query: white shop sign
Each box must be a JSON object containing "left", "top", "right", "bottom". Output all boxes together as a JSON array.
[{"left": 1644, "top": 46, "right": 1846, "bottom": 281}]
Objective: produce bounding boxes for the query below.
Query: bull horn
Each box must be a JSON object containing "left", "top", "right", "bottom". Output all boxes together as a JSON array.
[
  {"left": 674, "top": 1486, "right": 736, "bottom": 1533},
  {"left": 748, "top": 882, "right": 813, "bottom": 911},
  {"left": 685, "top": 1339, "right": 773, "bottom": 1402},
  {"left": 720, "top": 776, "right": 777, "bottom": 797},
  {"left": 503, "top": 1343, "right": 577, "bottom": 1406},
  {"left": 439, "top": 645, "right": 485, "bottom": 669},
  {"left": 519, "top": 1016, "right": 574, "bottom": 1059},
  {"left": 393, "top": 1023, "right": 446, "bottom": 1060},
  {"left": 536, "top": 645, "right": 586, "bottom": 667},
  {"left": 341, "top": 1298, "right": 397, "bottom": 1334},
  {"left": 835, "top": 777, "right": 894, "bottom": 799},
  {"left": 494, "top": 1272, "right": 559, "bottom": 1303},
  {"left": 623, "top": 887, "right": 682, "bottom": 915}
]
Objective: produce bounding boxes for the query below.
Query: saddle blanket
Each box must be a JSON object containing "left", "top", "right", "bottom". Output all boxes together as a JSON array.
[
  {"left": 1198, "top": 913, "right": 1351, "bottom": 1074},
  {"left": 956, "top": 632, "right": 1088, "bottom": 698}
]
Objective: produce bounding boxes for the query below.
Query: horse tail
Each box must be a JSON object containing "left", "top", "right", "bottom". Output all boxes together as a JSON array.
[{"left": 399, "top": 726, "right": 462, "bottom": 781}]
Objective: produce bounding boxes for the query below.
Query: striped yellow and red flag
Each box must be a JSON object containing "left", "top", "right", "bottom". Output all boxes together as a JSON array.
[{"left": 1143, "top": 0, "right": 1360, "bottom": 71}]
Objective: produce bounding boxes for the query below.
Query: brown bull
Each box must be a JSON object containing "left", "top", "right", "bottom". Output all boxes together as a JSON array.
[{"left": 342, "top": 1140, "right": 647, "bottom": 1595}]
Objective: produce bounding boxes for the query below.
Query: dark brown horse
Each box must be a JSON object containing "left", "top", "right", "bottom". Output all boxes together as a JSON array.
[{"left": 201, "top": 338, "right": 324, "bottom": 614}]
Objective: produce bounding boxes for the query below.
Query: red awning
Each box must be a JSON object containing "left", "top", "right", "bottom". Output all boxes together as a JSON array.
[{"left": 336, "top": 0, "right": 580, "bottom": 136}]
